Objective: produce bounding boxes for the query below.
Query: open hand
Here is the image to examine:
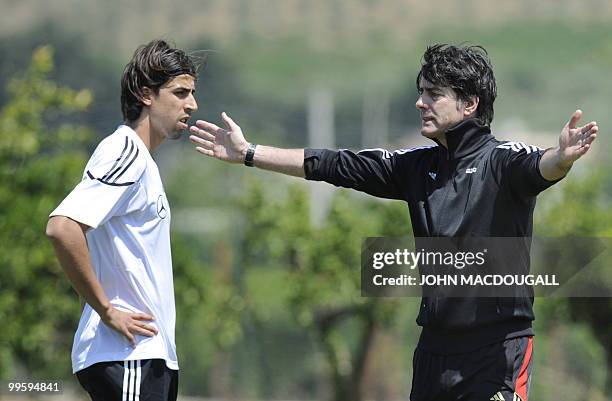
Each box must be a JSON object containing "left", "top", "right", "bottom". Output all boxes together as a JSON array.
[
  {"left": 557, "top": 110, "right": 598, "bottom": 167},
  {"left": 189, "top": 112, "right": 249, "bottom": 164}
]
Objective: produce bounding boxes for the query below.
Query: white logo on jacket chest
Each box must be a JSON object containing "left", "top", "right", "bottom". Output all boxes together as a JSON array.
[
  {"left": 465, "top": 167, "right": 477, "bottom": 174},
  {"left": 428, "top": 172, "right": 437, "bottom": 180}
]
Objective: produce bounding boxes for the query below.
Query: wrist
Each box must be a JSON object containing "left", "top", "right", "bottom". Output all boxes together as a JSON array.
[
  {"left": 244, "top": 143, "right": 257, "bottom": 167},
  {"left": 553, "top": 147, "right": 573, "bottom": 170},
  {"left": 98, "top": 303, "right": 114, "bottom": 322},
  {"left": 239, "top": 142, "right": 251, "bottom": 162}
]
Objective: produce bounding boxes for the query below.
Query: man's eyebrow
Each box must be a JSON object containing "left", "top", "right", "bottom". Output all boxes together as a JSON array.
[
  {"left": 171, "top": 85, "right": 196, "bottom": 92},
  {"left": 422, "top": 85, "right": 442, "bottom": 92}
]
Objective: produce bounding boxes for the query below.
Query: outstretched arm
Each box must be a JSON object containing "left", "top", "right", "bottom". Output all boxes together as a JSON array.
[
  {"left": 189, "top": 112, "right": 305, "bottom": 177},
  {"left": 189, "top": 112, "right": 407, "bottom": 200},
  {"left": 539, "top": 110, "right": 598, "bottom": 181}
]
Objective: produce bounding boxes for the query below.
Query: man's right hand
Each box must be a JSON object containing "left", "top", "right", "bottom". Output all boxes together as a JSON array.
[
  {"left": 101, "top": 306, "right": 158, "bottom": 348},
  {"left": 189, "top": 111, "right": 306, "bottom": 177},
  {"left": 189, "top": 112, "right": 250, "bottom": 164}
]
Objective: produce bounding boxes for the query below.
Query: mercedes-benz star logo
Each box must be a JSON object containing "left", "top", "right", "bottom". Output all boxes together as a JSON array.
[{"left": 157, "top": 195, "right": 167, "bottom": 219}]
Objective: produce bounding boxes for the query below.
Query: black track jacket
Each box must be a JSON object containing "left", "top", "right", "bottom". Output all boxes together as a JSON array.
[{"left": 303, "top": 118, "right": 560, "bottom": 353}]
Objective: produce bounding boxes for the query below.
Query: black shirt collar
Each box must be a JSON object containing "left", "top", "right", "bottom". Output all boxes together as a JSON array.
[{"left": 433, "top": 118, "right": 494, "bottom": 160}]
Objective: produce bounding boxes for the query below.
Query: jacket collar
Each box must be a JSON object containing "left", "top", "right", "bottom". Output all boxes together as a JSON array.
[{"left": 433, "top": 118, "right": 494, "bottom": 160}]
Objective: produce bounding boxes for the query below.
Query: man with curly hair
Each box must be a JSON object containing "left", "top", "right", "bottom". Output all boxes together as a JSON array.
[{"left": 189, "top": 44, "right": 598, "bottom": 401}]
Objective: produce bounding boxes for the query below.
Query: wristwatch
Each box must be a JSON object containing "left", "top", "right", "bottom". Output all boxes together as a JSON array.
[{"left": 244, "top": 143, "right": 257, "bottom": 167}]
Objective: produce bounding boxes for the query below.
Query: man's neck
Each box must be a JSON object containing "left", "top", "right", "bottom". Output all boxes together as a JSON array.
[
  {"left": 437, "top": 135, "right": 448, "bottom": 148},
  {"left": 127, "top": 115, "right": 161, "bottom": 153}
]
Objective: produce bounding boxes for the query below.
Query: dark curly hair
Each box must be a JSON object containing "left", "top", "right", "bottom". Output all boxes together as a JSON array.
[
  {"left": 416, "top": 44, "right": 497, "bottom": 126},
  {"left": 121, "top": 40, "right": 199, "bottom": 122}
]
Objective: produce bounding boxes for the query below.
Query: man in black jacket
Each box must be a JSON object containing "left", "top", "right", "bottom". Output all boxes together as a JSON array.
[{"left": 189, "top": 44, "right": 598, "bottom": 401}]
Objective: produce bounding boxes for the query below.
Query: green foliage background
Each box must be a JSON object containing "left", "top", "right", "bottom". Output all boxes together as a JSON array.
[
  {"left": 0, "top": 47, "right": 93, "bottom": 379},
  {"left": 0, "top": 11, "right": 611, "bottom": 401}
]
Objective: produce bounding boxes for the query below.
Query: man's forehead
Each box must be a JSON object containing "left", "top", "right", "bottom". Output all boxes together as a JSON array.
[
  {"left": 419, "top": 78, "right": 442, "bottom": 90},
  {"left": 163, "top": 74, "right": 196, "bottom": 89},
  {"left": 418, "top": 77, "right": 456, "bottom": 94}
]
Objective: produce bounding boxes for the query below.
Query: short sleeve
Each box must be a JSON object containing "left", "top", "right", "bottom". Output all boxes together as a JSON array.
[{"left": 50, "top": 134, "right": 147, "bottom": 228}]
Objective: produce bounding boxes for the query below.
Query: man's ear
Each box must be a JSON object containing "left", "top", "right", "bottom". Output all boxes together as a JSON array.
[
  {"left": 463, "top": 96, "right": 479, "bottom": 117},
  {"left": 140, "top": 87, "right": 153, "bottom": 106}
]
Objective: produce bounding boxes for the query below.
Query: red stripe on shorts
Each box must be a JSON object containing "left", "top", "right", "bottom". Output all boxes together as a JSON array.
[{"left": 515, "top": 336, "right": 533, "bottom": 401}]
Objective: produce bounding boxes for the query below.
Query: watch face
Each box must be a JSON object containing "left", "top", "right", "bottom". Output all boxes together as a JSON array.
[{"left": 245, "top": 144, "right": 256, "bottom": 166}]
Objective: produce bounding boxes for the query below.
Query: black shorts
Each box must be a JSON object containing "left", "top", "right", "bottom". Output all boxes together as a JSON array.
[
  {"left": 410, "top": 336, "right": 533, "bottom": 401},
  {"left": 76, "top": 359, "right": 178, "bottom": 401}
]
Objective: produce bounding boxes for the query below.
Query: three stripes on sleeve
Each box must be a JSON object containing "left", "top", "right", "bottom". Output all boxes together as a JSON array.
[
  {"left": 496, "top": 141, "right": 542, "bottom": 154},
  {"left": 87, "top": 136, "right": 140, "bottom": 186}
]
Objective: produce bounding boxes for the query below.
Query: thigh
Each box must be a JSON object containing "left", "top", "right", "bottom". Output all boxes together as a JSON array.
[
  {"left": 411, "top": 346, "right": 508, "bottom": 401},
  {"left": 76, "top": 361, "right": 126, "bottom": 401},
  {"left": 410, "top": 337, "right": 534, "bottom": 401},
  {"left": 138, "top": 359, "right": 179, "bottom": 401},
  {"left": 76, "top": 359, "right": 178, "bottom": 401},
  {"left": 410, "top": 347, "right": 450, "bottom": 401},
  {"left": 457, "top": 336, "right": 534, "bottom": 401}
]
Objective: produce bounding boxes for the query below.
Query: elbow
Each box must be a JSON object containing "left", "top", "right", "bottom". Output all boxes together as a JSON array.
[
  {"left": 46, "top": 216, "right": 75, "bottom": 241},
  {"left": 46, "top": 216, "right": 89, "bottom": 241},
  {"left": 45, "top": 217, "right": 62, "bottom": 241}
]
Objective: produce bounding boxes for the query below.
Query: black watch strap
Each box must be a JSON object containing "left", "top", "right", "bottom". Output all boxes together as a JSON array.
[{"left": 244, "top": 143, "right": 257, "bottom": 167}]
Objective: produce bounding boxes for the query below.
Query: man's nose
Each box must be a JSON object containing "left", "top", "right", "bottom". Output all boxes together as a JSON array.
[
  {"left": 415, "top": 96, "right": 425, "bottom": 110},
  {"left": 186, "top": 94, "right": 198, "bottom": 113}
]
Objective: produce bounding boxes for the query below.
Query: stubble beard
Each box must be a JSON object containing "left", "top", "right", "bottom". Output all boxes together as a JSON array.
[{"left": 168, "top": 128, "right": 183, "bottom": 140}]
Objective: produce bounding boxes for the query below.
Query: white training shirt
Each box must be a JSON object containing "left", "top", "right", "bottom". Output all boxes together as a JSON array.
[{"left": 50, "top": 125, "right": 178, "bottom": 373}]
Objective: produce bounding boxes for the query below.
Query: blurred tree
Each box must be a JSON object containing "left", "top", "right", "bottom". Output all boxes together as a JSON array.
[
  {"left": 240, "top": 182, "right": 409, "bottom": 401},
  {"left": 0, "top": 23, "right": 122, "bottom": 135},
  {"left": 0, "top": 45, "right": 94, "bottom": 379},
  {"left": 535, "top": 174, "right": 612, "bottom": 391},
  {"left": 0, "top": 47, "right": 245, "bottom": 389},
  {"left": 172, "top": 232, "right": 245, "bottom": 396}
]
